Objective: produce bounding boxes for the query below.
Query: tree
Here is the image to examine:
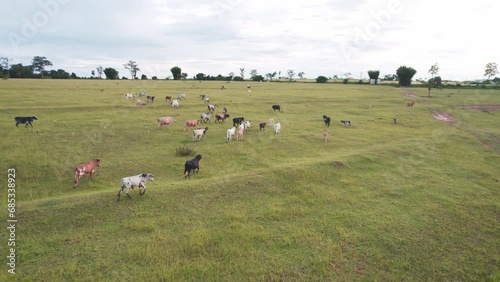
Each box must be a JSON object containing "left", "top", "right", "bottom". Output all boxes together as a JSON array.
[
  {"left": 428, "top": 63, "right": 439, "bottom": 78},
  {"left": 31, "top": 56, "right": 53, "bottom": 79},
  {"left": 91, "top": 70, "right": 95, "bottom": 77},
  {"left": 70, "top": 72, "right": 78, "bottom": 79},
  {"left": 396, "top": 66, "right": 417, "bottom": 86},
  {"left": 141, "top": 74, "right": 148, "bottom": 80},
  {"left": 249, "top": 69, "right": 257, "bottom": 79},
  {"left": 123, "top": 60, "right": 140, "bottom": 79},
  {"left": 484, "top": 62, "right": 498, "bottom": 81},
  {"left": 297, "top": 72, "right": 305, "bottom": 79},
  {"left": 170, "top": 66, "right": 182, "bottom": 80},
  {"left": 96, "top": 66, "right": 103, "bottom": 79},
  {"left": 316, "top": 76, "right": 328, "bottom": 83},
  {"left": 367, "top": 70, "right": 380, "bottom": 80},
  {"left": 252, "top": 75, "right": 264, "bottom": 81},
  {"left": 233, "top": 76, "right": 243, "bottom": 81},
  {"left": 239, "top": 68, "right": 245, "bottom": 80},
  {"left": 9, "top": 63, "right": 33, "bottom": 78},
  {"left": 152, "top": 76, "right": 158, "bottom": 80},
  {"left": 227, "top": 72, "right": 234, "bottom": 81},
  {"left": 1, "top": 57, "right": 13, "bottom": 78},
  {"left": 103, "top": 67, "right": 119, "bottom": 79},
  {"left": 181, "top": 73, "right": 188, "bottom": 80},
  {"left": 287, "top": 69, "right": 295, "bottom": 81}
]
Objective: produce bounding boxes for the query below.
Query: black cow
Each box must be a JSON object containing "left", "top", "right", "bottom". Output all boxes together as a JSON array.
[
  {"left": 232, "top": 117, "right": 244, "bottom": 127},
  {"left": 15, "top": 116, "right": 38, "bottom": 128},
  {"left": 259, "top": 122, "right": 266, "bottom": 131},
  {"left": 272, "top": 104, "right": 281, "bottom": 112},
  {"left": 340, "top": 120, "right": 351, "bottom": 126},
  {"left": 322, "top": 115, "right": 331, "bottom": 127},
  {"left": 184, "top": 154, "right": 202, "bottom": 178}
]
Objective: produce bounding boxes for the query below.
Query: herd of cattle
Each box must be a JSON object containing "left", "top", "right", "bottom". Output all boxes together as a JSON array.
[{"left": 14, "top": 86, "right": 415, "bottom": 202}]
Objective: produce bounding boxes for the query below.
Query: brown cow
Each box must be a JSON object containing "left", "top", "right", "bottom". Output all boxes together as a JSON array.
[
  {"left": 407, "top": 101, "right": 415, "bottom": 107},
  {"left": 185, "top": 119, "right": 200, "bottom": 130},
  {"left": 165, "top": 96, "right": 172, "bottom": 102},
  {"left": 74, "top": 159, "right": 100, "bottom": 188},
  {"left": 147, "top": 96, "right": 155, "bottom": 103}
]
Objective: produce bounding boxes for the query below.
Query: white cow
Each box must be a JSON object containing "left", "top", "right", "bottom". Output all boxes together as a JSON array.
[
  {"left": 243, "top": 120, "right": 252, "bottom": 132},
  {"left": 192, "top": 127, "right": 208, "bottom": 141},
  {"left": 117, "top": 173, "right": 154, "bottom": 201},
  {"left": 124, "top": 93, "right": 134, "bottom": 100},
  {"left": 170, "top": 99, "right": 180, "bottom": 108},
  {"left": 237, "top": 125, "right": 244, "bottom": 141},
  {"left": 226, "top": 127, "right": 236, "bottom": 142},
  {"left": 274, "top": 122, "right": 281, "bottom": 135},
  {"left": 178, "top": 93, "right": 186, "bottom": 100},
  {"left": 203, "top": 97, "right": 210, "bottom": 103},
  {"left": 269, "top": 118, "right": 275, "bottom": 126}
]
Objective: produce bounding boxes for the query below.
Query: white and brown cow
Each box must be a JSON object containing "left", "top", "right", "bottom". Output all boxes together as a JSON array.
[{"left": 74, "top": 159, "right": 101, "bottom": 188}]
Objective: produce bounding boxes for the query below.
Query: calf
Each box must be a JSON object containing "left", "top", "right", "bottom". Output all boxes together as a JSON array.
[
  {"left": 170, "top": 99, "right": 180, "bottom": 108},
  {"left": 407, "top": 101, "right": 415, "bottom": 107},
  {"left": 243, "top": 120, "right": 252, "bottom": 132},
  {"left": 200, "top": 112, "right": 213, "bottom": 123},
  {"left": 340, "top": 120, "right": 351, "bottom": 126},
  {"left": 15, "top": 116, "right": 38, "bottom": 128},
  {"left": 207, "top": 104, "right": 218, "bottom": 112},
  {"left": 185, "top": 120, "right": 200, "bottom": 130},
  {"left": 236, "top": 125, "right": 244, "bottom": 141},
  {"left": 233, "top": 117, "right": 244, "bottom": 127},
  {"left": 124, "top": 93, "right": 134, "bottom": 100},
  {"left": 272, "top": 104, "right": 281, "bottom": 112},
  {"left": 165, "top": 96, "right": 172, "bottom": 102},
  {"left": 74, "top": 159, "right": 100, "bottom": 188},
  {"left": 269, "top": 118, "right": 275, "bottom": 126},
  {"left": 226, "top": 127, "right": 236, "bottom": 142},
  {"left": 178, "top": 93, "right": 187, "bottom": 99},
  {"left": 184, "top": 154, "right": 202, "bottom": 178},
  {"left": 203, "top": 97, "right": 210, "bottom": 103},
  {"left": 117, "top": 173, "right": 154, "bottom": 201},
  {"left": 274, "top": 123, "right": 281, "bottom": 135},
  {"left": 259, "top": 122, "right": 266, "bottom": 131},
  {"left": 323, "top": 115, "right": 331, "bottom": 127},
  {"left": 147, "top": 96, "right": 155, "bottom": 103},
  {"left": 192, "top": 127, "right": 208, "bottom": 141},
  {"left": 215, "top": 113, "right": 230, "bottom": 123},
  {"left": 157, "top": 116, "right": 176, "bottom": 128}
]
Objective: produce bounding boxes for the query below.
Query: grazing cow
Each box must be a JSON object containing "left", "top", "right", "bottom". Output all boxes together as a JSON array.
[
  {"left": 323, "top": 115, "right": 331, "bottom": 127},
  {"left": 221, "top": 85, "right": 225, "bottom": 90},
  {"left": 272, "top": 104, "right": 281, "bottom": 112},
  {"left": 184, "top": 155, "right": 202, "bottom": 178},
  {"left": 117, "top": 173, "right": 154, "bottom": 201},
  {"left": 136, "top": 99, "right": 147, "bottom": 106},
  {"left": 157, "top": 116, "right": 176, "bottom": 128},
  {"left": 226, "top": 127, "right": 236, "bottom": 142},
  {"left": 192, "top": 127, "right": 208, "bottom": 141},
  {"left": 146, "top": 96, "right": 155, "bottom": 103},
  {"left": 15, "top": 116, "right": 38, "bottom": 128},
  {"left": 274, "top": 123, "right": 281, "bottom": 135},
  {"left": 407, "top": 101, "right": 415, "bottom": 107},
  {"left": 243, "top": 120, "right": 252, "bottom": 132},
  {"left": 185, "top": 119, "right": 200, "bottom": 129},
  {"left": 74, "top": 159, "right": 100, "bottom": 188},
  {"left": 203, "top": 97, "right": 210, "bottom": 103},
  {"left": 236, "top": 125, "right": 244, "bottom": 141},
  {"left": 165, "top": 96, "right": 172, "bottom": 102},
  {"left": 170, "top": 99, "right": 180, "bottom": 108},
  {"left": 139, "top": 92, "right": 147, "bottom": 97},
  {"left": 247, "top": 84, "right": 251, "bottom": 89},
  {"left": 393, "top": 118, "right": 398, "bottom": 125},
  {"left": 233, "top": 117, "right": 244, "bottom": 127},
  {"left": 340, "top": 120, "right": 351, "bottom": 126},
  {"left": 323, "top": 130, "right": 328, "bottom": 143},
  {"left": 200, "top": 112, "right": 213, "bottom": 123},
  {"left": 207, "top": 104, "right": 218, "bottom": 112},
  {"left": 124, "top": 93, "right": 134, "bottom": 100},
  {"left": 178, "top": 93, "right": 187, "bottom": 100},
  {"left": 215, "top": 113, "right": 230, "bottom": 123},
  {"left": 259, "top": 122, "right": 266, "bottom": 131},
  {"left": 269, "top": 118, "right": 275, "bottom": 126}
]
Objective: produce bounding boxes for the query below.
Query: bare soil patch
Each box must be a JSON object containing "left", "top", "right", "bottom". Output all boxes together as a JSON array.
[{"left": 432, "top": 112, "right": 454, "bottom": 123}]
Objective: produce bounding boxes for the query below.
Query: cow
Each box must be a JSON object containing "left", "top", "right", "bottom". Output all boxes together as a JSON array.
[
  {"left": 243, "top": 120, "right": 252, "bottom": 132},
  {"left": 221, "top": 85, "right": 225, "bottom": 90},
  {"left": 117, "top": 173, "right": 154, "bottom": 201},
  {"left": 323, "top": 115, "right": 331, "bottom": 127},
  {"left": 226, "top": 127, "right": 236, "bottom": 142},
  {"left": 192, "top": 127, "right": 208, "bottom": 141},
  {"left": 269, "top": 118, "right": 275, "bottom": 126},
  {"left": 274, "top": 123, "right": 281, "bottom": 135},
  {"left": 259, "top": 122, "right": 266, "bottom": 131},
  {"left": 139, "top": 92, "right": 147, "bottom": 97},
  {"left": 184, "top": 154, "right": 202, "bottom": 178},
  {"left": 165, "top": 96, "right": 172, "bottom": 102},
  {"left": 178, "top": 93, "right": 186, "bottom": 100},
  {"left": 15, "top": 116, "right": 38, "bottom": 128},
  {"left": 233, "top": 117, "right": 244, "bottom": 127},
  {"left": 170, "top": 99, "right": 180, "bottom": 108},
  {"left": 146, "top": 96, "right": 155, "bottom": 103},
  {"left": 200, "top": 94, "right": 206, "bottom": 100},
  {"left": 157, "top": 116, "right": 176, "bottom": 128},
  {"left": 407, "top": 101, "right": 415, "bottom": 107},
  {"left": 207, "top": 104, "right": 218, "bottom": 112},
  {"left": 393, "top": 118, "right": 398, "bottom": 125},
  {"left": 203, "top": 97, "right": 210, "bottom": 103},
  {"left": 340, "top": 120, "right": 351, "bottom": 126},
  {"left": 74, "top": 159, "right": 100, "bottom": 188},
  {"left": 272, "top": 104, "right": 281, "bottom": 112},
  {"left": 323, "top": 130, "right": 328, "bottom": 143},
  {"left": 185, "top": 120, "right": 201, "bottom": 130},
  {"left": 215, "top": 113, "right": 230, "bottom": 123},
  {"left": 200, "top": 112, "right": 213, "bottom": 123},
  {"left": 236, "top": 125, "right": 244, "bottom": 141},
  {"left": 124, "top": 93, "right": 134, "bottom": 100},
  {"left": 136, "top": 99, "right": 147, "bottom": 106}
]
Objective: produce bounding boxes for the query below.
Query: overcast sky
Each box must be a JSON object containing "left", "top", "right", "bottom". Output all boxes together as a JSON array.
[{"left": 1, "top": 0, "right": 498, "bottom": 81}]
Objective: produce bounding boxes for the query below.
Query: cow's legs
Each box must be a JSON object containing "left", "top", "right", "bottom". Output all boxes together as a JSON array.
[{"left": 15, "top": 122, "right": 19, "bottom": 128}]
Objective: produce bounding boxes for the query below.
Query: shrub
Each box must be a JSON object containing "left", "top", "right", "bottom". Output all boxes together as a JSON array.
[
  {"left": 176, "top": 146, "right": 196, "bottom": 157},
  {"left": 316, "top": 76, "right": 328, "bottom": 83},
  {"left": 343, "top": 79, "right": 348, "bottom": 84}
]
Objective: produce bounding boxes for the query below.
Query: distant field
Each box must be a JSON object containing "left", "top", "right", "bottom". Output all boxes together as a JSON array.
[{"left": 0, "top": 79, "right": 499, "bottom": 281}]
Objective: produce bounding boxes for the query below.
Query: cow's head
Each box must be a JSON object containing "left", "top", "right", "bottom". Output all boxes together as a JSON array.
[
  {"left": 94, "top": 159, "right": 101, "bottom": 166},
  {"left": 33, "top": 116, "right": 38, "bottom": 120}
]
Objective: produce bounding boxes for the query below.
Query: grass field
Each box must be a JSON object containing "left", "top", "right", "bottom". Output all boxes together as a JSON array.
[{"left": 1, "top": 79, "right": 499, "bottom": 281}]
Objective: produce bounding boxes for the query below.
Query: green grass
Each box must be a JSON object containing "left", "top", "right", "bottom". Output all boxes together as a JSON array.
[{"left": 0, "top": 79, "right": 499, "bottom": 281}]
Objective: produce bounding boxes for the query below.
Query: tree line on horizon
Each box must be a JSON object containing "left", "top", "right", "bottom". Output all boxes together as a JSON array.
[{"left": 1, "top": 56, "right": 498, "bottom": 88}]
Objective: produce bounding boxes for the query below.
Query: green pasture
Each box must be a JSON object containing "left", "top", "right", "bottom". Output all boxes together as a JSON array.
[{"left": 0, "top": 79, "right": 499, "bottom": 281}]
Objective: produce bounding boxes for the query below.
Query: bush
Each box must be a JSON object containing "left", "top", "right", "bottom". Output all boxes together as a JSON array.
[
  {"left": 316, "top": 76, "right": 328, "bottom": 83},
  {"left": 176, "top": 146, "right": 196, "bottom": 157},
  {"left": 343, "top": 79, "right": 348, "bottom": 84},
  {"left": 232, "top": 76, "right": 243, "bottom": 81}
]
